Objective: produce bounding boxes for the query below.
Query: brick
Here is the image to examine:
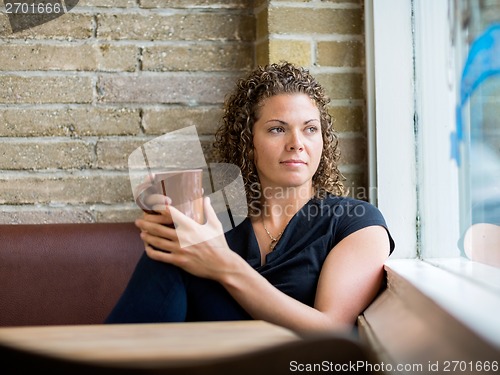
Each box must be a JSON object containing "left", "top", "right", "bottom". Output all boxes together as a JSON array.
[
  {"left": 329, "top": 106, "right": 365, "bottom": 133},
  {"left": 0, "top": 0, "right": 369, "bottom": 225},
  {"left": 269, "top": 39, "right": 311, "bottom": 67},
  {"left": 142, "top": 43, "right": 253, "bottom": 72},
  {"left": 269, "top": 7, "right": 363, "bottom": 35},
  {"left": 321, "top": 0, "right": 361, "bottom": 3},
  {"left": 0, "top": 204, "right": 143, "bottom": 224},
  {"left": 94, "top": 204, "right": 142, "bottom": 223},
  {"left": 270, "top": 0, "right": 360, "bottom": 2},
  {"left": 96, "top": 13, "right": 255, "bottom": 41},
  {"left": 97, "top": 74, "right": 237, "bottom": 104},
  {"left": 270, "top": 0, "right": 361, "bottom": 3},
  {"left": 256, "top": 6, "right": 268, "bottom": 40},
  {"left": 316, "top": 73, "right": 364, "bottom": 100},
  {"left": 78, "top": 0, "right": 137, "bottom": 6},
  {"left": 0, "top": 44, "right": 137, "bottom": 72},
  {"left": 94, "top": 44, "right": 138, "bottom": 72},
  {"left": 340, "top": 172, "right": 370, "bottom": 200},
  {"left": 0, "top": 172, "right": 132, "bottom": 205},
  {"left": 337, "top": 135, "right": 367, "bottom": 165},
  {"left": 139, "top": 0, "right": 249, "bottom": 7},
  {"left": 0, "top": 76, "right": 93, "bottom": 104},
  {"left": 97, "top": 135, "right": 217, "bottom": 170},
  {"left": 317, "top": 41, "right": 364, "bottom": 67},
  {"left": 255, "top": 40, "right": 270, "bottom": 66},
  {"left": 0, "top": 44, "right": 77, "bottom": 71},
  {"left": 0, "top": 13, "right": 93, "bottom": 40},
  {"left": 96, "top": 138, "right": 146, "bottom": 170},
  {"left": 0, "top": 206, "right": 96, "bottom": 224},
  {"left": 124, "top": 134, "right": 214, "bottom": 170},
  {"left": 0, "top": 108, "right": 141, "bottom": 137},
  {"left": 142, "top": 107, "right": 223, "bottom": 135},
  {"left": 0, "top": 139, "right": 96, "bottom": 170},
  {"left": 201, "top": 135, "right": 218, "bottom": 163}
]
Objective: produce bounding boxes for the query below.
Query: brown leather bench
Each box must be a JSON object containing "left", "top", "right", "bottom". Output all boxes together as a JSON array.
[
  {"left": 0, "top": 222, "right": 377, "bottom": 374},
  {"left": 0, "top": 222, "right": 144, "bottom": 326}
]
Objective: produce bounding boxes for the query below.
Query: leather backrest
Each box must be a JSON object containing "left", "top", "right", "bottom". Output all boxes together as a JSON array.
[{"left": 0, "top": 222, "right": 144, "bottom": 326}]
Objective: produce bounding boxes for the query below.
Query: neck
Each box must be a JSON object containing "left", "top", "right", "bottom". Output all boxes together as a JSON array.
[{"left": 258, "top": 185, "right": 314, "bottom": 227}]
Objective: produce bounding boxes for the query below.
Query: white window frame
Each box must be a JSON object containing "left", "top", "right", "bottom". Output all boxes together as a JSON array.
[
  {"left": 366, "top": 0, "right": 417, "bottom": 259},
  {"left": 366, "top": 0, "right": 500, "bottom": 354}
]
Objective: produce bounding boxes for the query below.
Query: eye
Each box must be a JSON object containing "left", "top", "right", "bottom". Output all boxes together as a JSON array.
[
  {"left": 306, "top": 126, "right": 319, "bottom": 133},
  {"left": 269, "top": 126, "right": 285, "bottom": 133}
]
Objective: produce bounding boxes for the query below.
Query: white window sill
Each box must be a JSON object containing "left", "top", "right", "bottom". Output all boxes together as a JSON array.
[
  {"left": 385, "top": 258, "right": 500, "bottom": 349},
  {"left": 359, "top": 258, "right": 500, "bottom": 372},
  {"left": 424, "top": 257, "right": 500, "bottom": 294}
]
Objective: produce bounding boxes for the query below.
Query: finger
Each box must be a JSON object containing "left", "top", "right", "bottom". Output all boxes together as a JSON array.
[
  {"left": 145, "top": 204, "right": 175, "bottom": 224},
  {"left": 145, "top": 244, "right": 175, "bottom": 262},
  {"left": 135, "top": 183, "right": 158, "bottom": 213},
  {"left": 169, "top": 204, "right": 199, "bottom": 229},
  {"left": 140, "top": 230, "right": 177, "bottom": 251},
  {"left": 203, "top": 196, "right": 218, "bottom": 222},
  {"left": 144, "top": 194, "right": 172, "bottom": 208},
  {"left": 151, "top": 197, "right": 173, "bottom": 214},
  {"left": 137, "top": 220, "right": 178, "bottom": 240},
  {"left": 203, "top": 196, "right": 224, "bottom": 233},
  {"left": 137, "top": 212, "right": 172, "bottom": 226}
]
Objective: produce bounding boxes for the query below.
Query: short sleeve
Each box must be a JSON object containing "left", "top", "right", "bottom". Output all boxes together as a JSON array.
[{"left": 329, "top": 198, "right": 395, "bottom": 255}]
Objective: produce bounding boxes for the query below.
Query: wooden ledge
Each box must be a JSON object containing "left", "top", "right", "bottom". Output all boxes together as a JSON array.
[{"left": 359, "top": 259, "right": 500, "bottom": 375}]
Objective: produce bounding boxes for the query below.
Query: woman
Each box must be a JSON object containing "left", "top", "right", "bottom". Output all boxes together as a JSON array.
[{"left": 106, "top": 62, "right": 395, "bottom": 332}]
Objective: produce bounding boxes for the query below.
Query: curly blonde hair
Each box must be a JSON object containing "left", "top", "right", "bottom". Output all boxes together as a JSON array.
[{"left": 214, "top": 62, "right": 345, "bottom": 215}]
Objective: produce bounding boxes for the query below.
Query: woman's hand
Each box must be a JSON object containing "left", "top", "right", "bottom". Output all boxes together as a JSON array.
[
  {"left": 138, "top": 192, "right": 172, "bottom": 215},
  {"left": 135, "top": 197, "right": 240, "bottom": 281}
]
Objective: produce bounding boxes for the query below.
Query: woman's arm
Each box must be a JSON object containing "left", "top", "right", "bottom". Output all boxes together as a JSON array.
[
  {"left": 137, "top": 198, "right": 391, "bottom": 333},
  {"left": 220, "top": 225, "right": 390, "bottom": 332}
]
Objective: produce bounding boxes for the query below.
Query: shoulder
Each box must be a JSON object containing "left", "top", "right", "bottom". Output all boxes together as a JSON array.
[
  {"left": 308, "top": 195, "right": 395, "bottom": 254},
  {"left": 313, "top": 195, "right": 386, "bottom": 222}
]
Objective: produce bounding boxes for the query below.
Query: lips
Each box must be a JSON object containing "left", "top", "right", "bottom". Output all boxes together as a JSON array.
[{"left": 280, "top": 159, "right": 307, "bottom": 165}]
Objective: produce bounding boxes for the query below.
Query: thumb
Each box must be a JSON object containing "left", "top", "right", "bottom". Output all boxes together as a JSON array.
[{"left": 203, "top": 196, "right": 217, "bottom": 223}]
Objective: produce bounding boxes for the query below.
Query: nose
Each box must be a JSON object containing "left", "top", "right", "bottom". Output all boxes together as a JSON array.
[{"left": 286, "top": 130, "right": 304, "bottom": 152}]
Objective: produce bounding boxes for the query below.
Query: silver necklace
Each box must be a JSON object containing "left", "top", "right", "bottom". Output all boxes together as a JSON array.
[{"left": 262, "top": 220, "right": 283, "bottom": 251}]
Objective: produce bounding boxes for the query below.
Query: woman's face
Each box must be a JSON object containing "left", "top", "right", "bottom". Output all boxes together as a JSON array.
[{"left": 252, "top": 93, "right": 323, "bottom": 192}]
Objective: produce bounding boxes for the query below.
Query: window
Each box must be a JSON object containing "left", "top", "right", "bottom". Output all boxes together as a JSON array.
[
  {"left": 452, "top": 0, "right": 500, "bottom": 269},
  {"left": 414, "top": 0, "right": 500, "bottom": 289},
  {"left": 366, "top": 0, "right": 500, "bottom": 355}
]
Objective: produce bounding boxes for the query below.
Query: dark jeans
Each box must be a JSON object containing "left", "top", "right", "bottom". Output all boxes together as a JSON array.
[{"left": 105, "top": 252, "right": 251, "bottom": 323}]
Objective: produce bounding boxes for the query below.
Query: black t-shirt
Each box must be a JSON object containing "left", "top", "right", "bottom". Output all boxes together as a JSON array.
[{"left": 225, "top": 195, "right": 395, "bottom": 307}]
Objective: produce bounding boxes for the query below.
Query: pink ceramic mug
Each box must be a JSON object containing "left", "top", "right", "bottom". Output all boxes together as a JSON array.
[{"left": 135, "top": 169, "right": 204, "bottom": 224}]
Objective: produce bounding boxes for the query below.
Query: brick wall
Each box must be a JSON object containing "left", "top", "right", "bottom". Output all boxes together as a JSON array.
[{"left": 0, "top": 0, "right": 367, "bottom": 224}]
